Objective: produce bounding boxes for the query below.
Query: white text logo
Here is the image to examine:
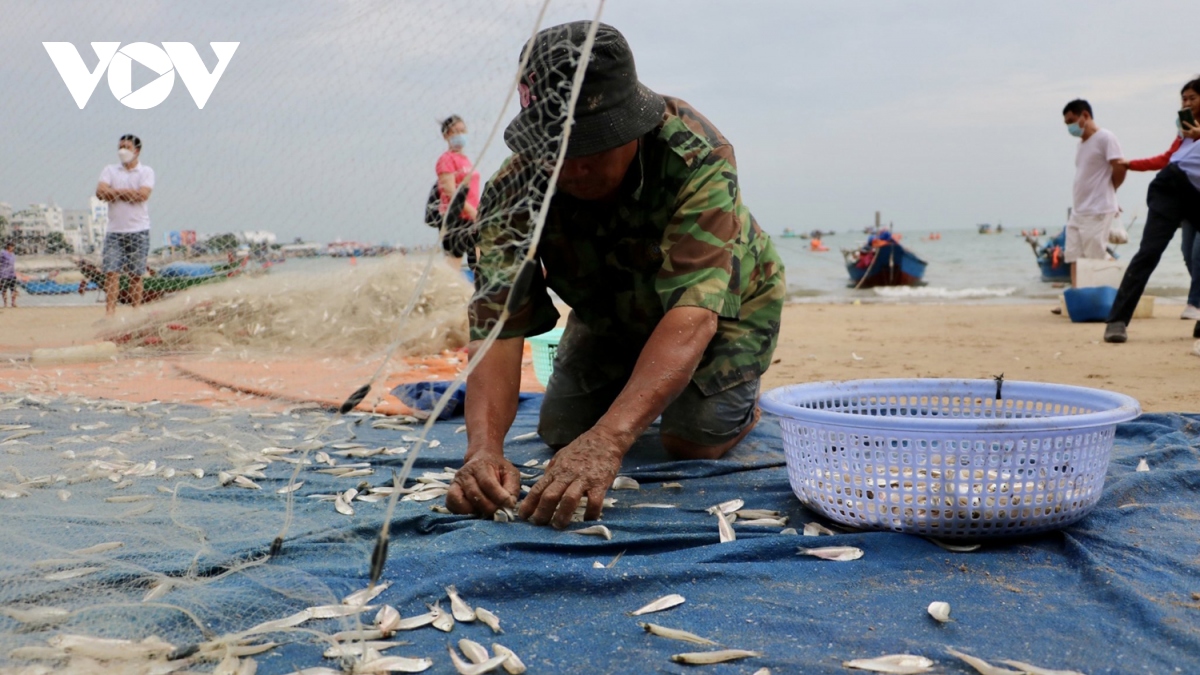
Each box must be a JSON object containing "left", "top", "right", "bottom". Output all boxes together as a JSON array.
[{"left": 43, "top": 42, "right": 239, "bottom": 110}]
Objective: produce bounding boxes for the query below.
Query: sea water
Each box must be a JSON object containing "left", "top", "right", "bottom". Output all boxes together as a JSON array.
[
  {"left": 15, "top": 228, "right": 1194, "bottom": 308},
  {"left": 774, "top": 227, "right": 1192, "bottom": 304}
]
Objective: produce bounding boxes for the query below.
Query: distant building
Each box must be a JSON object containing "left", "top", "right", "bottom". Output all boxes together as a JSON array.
[
  {"left": 10, "top": 203, "right": 65, "bottom": 253},
  {"left": 242, "top": 230, "right": 277, "bottom": 246},
  {"left": 62, "top": 209, "right": 91, "bottom": 253},
  {"left": 89, "top": 196, "right": 108, "bottom": 242},
  {"left": 0, "top": 202, "right": 11, "bottom": 241}
]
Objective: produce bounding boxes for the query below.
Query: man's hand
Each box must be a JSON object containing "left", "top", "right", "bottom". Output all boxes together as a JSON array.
[
  {"left": 446, "top": 453, "right": 520, "bottom": 517},
  {"left": 1183, "top": 119, "right": 1200, "bottom": 141},
  {"left": 519, "top": 428, "right": 624, "bottom": 529}
]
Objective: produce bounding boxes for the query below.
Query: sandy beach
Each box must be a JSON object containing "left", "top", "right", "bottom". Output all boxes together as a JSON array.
[{"left": 0, "top": 302, "right": 1196, "bottom": 413}]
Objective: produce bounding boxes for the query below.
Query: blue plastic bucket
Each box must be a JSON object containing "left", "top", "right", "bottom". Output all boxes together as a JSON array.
[{"left": 1063, "top": 286, "right": 1118, "bottom": 323}]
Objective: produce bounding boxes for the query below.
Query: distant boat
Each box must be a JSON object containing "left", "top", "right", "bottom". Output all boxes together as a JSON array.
[
  {"left": 842, "top": 232, "right": 927, "bottom": 288},
  {"left": 20, "top": 278, "right": 98, "bottom": 295},
  {"left": 76, "top": 257, "right": 249, "bottom": 305},
  {"left": 977, "top": 223, "right": 993, "bottom": 234},
  {"left": 1025, "top": 229, "right": 1070, "bottom": 282}
]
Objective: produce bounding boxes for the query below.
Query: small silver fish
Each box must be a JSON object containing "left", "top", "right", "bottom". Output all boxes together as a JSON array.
[
  {"left": 43, "top": 566, "right": 103, "bottom": 581},
  {"left": 0, "top": 606, "right": 71, "bottom": 625},
  {"left": 448, "top": 646, "right": 509, "bottom": 675},
  {"left": 630, "top": 594, "right": 685, "bottom": 616},
  {"left": 735, "top": 509, "right": 781, "bottom": 519},
  {"left": 997, "top": 659, "right": 1086, "bottom": 675},
  {"left": 335, "top": 493, "right": 355, "bottom": 516},
  {"left": 71, "top": 541, "right": 123, "bottom": 556},
  {"left": 446, "top": 585, "right": 476, "bottom": 622},
  {"left": 1136, "top": 458, "right": 1150, "bottom": 472},
  {"left": 343, "top": 581, "right": 390, "bottom": 606},
  {"left": 321, "top": 641, "right": 404, "bottom": 658},
  {"left": 104, "top": 495, "right": 151, "bottom": 503},
  {"left": 276, "top": 481, "right": 304, "bottom": 494},
  {"left": 492, "top": 643, "right": 527, "bottom": 675},
  {"left": 375, "top": 605, "right": 401, "bottom": 633},
  {"left": 798, "top": 546, "right": 863, "bottom": 561},
  {"left": 717, "top": 513, "right": 736, "bottom": 543},
  {"left": 430, "top": 602, "right": 455, "bottom": 632},
  {"left": 945, "top": 648, "right": 1021, "bottom": 675},
  {"left": 662, "top": 482, "right": 683, "bottom": 489},
  {"left": 671, "top": 649, "right": 762, "bottom": 665},
  {"left": 927, "top": 601, "right": 951, "bottom": 623},
  {"left": 611, "top": 476, "right": 640, "bottom": 490},
  {"left": 359, "top": 654, "right": 434, "bottom": 673},
  {"left": 639, "top": 622, "right": 717, "bottom": 646},
  {"left": 475, "top": 607, "right": 503, "bottom": 634},
  {"left": 457, "top": 638, "right": 489, "bottom": 664},
  {"left": 233, "top": 475, "right": 261, "bottom": 490},
  {"left": 571, "top": 525, "right": 613, "bottom": 541},
  {"left": 803, "top": 522, "right": 836, "bottom": 536},
  {"left": 844, "top": 654, "right": 935, "bottom": 674},
  {"left": 737, "top": 517, "right": 789, "bottom": 527}
]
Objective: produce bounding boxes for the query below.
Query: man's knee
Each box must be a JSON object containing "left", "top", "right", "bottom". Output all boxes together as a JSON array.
[{"left": 661, "top": 433, "right": 735, "bottom": 460}]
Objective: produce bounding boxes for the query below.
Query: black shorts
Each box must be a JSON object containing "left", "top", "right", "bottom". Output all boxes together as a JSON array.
[
  {"left": 0, "top": 278, "right": 15, "bottom": 293},
  {"left": 536, "top": 313, "right": 760, "bottom": 448}
]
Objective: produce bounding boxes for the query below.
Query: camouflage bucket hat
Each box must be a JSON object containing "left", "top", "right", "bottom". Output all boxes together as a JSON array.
[{"left": 503, "top": 21, "right": 666, "bottom": 159}]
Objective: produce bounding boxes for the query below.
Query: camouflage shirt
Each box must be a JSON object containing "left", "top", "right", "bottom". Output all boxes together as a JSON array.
[{"left": 470, "top": 97, "right": 785, "bottom": 396}]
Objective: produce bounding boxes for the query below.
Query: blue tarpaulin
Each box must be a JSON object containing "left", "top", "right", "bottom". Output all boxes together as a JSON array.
[{"left": 0, "top": 395, "right": 1197, "bottom": 674}]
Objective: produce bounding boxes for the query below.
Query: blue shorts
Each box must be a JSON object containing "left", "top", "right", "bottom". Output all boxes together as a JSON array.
[
  {"left": 102, "top": 231, "right": 150, "bottom": 275},
  {"left": 536, "top": 313, "right": 760, "bottom": 448}
]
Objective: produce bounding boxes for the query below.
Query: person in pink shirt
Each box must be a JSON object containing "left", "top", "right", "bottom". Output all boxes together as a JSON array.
[{"left": 434, "top": 115, "right": 481, "bottom": 267}]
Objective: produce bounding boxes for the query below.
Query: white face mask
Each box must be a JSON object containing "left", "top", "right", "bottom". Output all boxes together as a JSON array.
[{"left": 118, "top": 148, "right": 135, "bottom": 164}]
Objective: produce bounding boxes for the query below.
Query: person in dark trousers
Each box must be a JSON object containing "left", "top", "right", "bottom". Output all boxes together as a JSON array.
[
  {"left": 1118, "top": 78, "right": 1200, "bottom": 320},
  {"left": 1105, "top": 76, "right": 1200, "bottom": 343}
]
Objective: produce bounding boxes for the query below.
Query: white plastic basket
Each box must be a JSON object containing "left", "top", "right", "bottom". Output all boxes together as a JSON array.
[
  {"left": 527, "top": 327, "right": 564, "bottom": 387},
  {"left": 759, "top": 379, "right": 1141, "bottom": 539}
]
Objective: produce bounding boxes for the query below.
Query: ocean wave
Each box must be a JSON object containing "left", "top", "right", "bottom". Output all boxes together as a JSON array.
[{"left": 871, "top": 286, "right": 1018, "bottom": 299}]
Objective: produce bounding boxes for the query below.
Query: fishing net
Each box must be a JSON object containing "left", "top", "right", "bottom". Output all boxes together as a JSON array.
[{"left": 0, "top": 1, "right": 603, "bottom": 672}]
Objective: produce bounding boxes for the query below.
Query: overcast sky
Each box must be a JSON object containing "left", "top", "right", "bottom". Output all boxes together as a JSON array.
[{"left": 1, "top": 0, "right": 1195, "bottom": 245}]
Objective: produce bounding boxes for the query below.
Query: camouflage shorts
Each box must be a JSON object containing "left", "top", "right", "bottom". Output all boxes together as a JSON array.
[{"left": 536, "top": 313, "right": 760, "bottom": 448}]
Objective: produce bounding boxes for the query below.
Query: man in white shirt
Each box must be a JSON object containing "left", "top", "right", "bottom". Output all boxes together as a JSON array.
[
  {"left": 1062, "top": 99, "right": 1127, "bottom": 287},
  {"left": 95, "top": 134, "right": 155, "bottom": 315}
]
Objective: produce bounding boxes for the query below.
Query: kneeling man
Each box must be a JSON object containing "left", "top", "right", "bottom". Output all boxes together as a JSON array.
[{"left": 448, "top": 22, "right": 785, "bottom": 528}]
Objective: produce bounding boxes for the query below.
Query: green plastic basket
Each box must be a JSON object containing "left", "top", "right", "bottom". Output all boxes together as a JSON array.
[{"left": 527, "top": 327, "right": 564, "bottom": 387}]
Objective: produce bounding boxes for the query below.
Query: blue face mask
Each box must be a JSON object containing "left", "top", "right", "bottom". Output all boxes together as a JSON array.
[
  {"left": 1067, "top": 122, "right": 1083, "bottom": 138},
  {"left": 449, "top": 133, "right": 467, "bottom": 151}
]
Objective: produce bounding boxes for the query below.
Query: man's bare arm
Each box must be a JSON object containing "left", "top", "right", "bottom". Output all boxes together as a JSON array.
[
  {"left": 520, "top": 306, "right": 718, "bottom": 528},
  {"left": 593, "top": 306, "right": 717, "bottom": 448},
  {"left": 1110, "top": 159, "right": 1128, "bottom": 190},
  {"left": 445, "top": 336, "right": 525, "bottom": 516}
]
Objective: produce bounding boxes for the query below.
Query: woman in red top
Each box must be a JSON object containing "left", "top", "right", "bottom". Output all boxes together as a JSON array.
[
  {"left": 434, "top": 115, "right": 482, "bottom": 268},
  {"left": 1120, "top": 79, "right": 1200, "bottom": 318}
]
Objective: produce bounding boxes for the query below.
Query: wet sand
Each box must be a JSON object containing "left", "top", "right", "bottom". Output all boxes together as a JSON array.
[{"left": 1, "top": 303, "right": 1196, "bottom": 413}]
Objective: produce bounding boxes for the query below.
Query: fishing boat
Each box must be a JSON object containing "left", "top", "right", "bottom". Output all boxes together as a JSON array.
[
  {"left": 75, "top": 256, "right": 249, "bottom": 304},
  {"left": 17, "top": 269, "right": 98, "bottom": 295},
  {"left": 1025, "top": 229, "right": 1069, "bottom": 282},
  {"left": 842, "top": 231, "right": 927, "bottom": 288},
  {"left": 20, "top": 278, "right": 98, "bottom": 295}
]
